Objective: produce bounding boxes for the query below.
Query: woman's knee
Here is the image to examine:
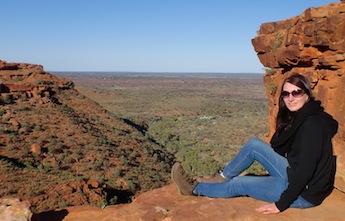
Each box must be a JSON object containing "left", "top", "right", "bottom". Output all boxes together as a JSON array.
[
  {"left": 247, "top": 137, "right": 260, "bottom": 144},
  {"left": 244, "top": 137, "right": 267, "bottom": 149},
  {"left": 242, "top": 137, "right": 272, "bottom": 157}
]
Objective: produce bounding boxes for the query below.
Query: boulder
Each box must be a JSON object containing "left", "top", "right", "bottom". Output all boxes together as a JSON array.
[
  {"left": 30, "top": 143, "right": 41, "bottom": 155},
  {"left": 0, "top": 198, "right": 32, "bottom": 221}
]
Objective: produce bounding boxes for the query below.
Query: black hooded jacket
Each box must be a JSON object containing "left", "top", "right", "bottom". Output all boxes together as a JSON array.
[{"left": 270, "top": 100, "right": 338, "bottom": 212}]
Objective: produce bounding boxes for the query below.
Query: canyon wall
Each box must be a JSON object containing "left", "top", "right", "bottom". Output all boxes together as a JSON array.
[{"left": 252, "top": 0, "right": 345, "bottom": 192}]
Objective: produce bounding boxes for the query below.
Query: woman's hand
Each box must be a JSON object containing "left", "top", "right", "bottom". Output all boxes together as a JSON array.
[{"left": 255, "top": 203, "right": 280, "bottom": 214}]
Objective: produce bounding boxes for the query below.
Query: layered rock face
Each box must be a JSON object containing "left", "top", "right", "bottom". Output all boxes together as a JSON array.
[
  {"left": 0, "top": 60, "right": 74, "bottom": 105},
  {"left": 252, "top": 1, "right": 345, "bottom": 192}
]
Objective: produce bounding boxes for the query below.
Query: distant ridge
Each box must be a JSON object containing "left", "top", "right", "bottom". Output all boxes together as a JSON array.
[{"left": 52, "top": 71, "right": 264, "bottom": 78}]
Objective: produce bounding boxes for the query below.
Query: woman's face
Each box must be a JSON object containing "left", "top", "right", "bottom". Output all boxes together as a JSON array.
[{"left": 282, "top": 82, "right": 309, "bottom": 112}]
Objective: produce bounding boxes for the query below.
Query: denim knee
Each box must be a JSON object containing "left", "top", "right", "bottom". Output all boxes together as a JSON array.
[{"left": 244, "top": 137, "right": 266, "bottom": 151}]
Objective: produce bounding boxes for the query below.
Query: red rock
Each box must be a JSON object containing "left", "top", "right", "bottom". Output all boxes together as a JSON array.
[
  {"left": 30, "top": 143, "right": 41, "bottom": 155},
  {"left": 0, "top": 60, "right": 74, "bottom": 107},
  {"left": 87, "top": 180, "right": 99, "bottom": 189},
  {"left": 32, "top": 184, "right": 345, "bottom": 221}
]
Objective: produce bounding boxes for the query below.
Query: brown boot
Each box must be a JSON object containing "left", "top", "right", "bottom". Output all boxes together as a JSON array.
[
  {"left": 196, "top": 173, "right": 226, "bottom": 183},
  {"left": 171, "top": 162, "right": 198, "bottom": 195}
]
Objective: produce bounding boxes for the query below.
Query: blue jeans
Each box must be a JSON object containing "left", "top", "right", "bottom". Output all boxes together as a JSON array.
[{"left": 193, "top": 137, "right": 314, "bottom": 209}]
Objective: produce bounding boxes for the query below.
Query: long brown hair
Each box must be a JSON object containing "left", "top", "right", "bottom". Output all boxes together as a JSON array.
[{"left": 275, "top": 73, "right": 315, "bottom": 135}]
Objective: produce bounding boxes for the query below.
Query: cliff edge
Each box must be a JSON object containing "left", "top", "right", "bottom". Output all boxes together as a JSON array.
[{"left": 33, "top": 184, "right": 345, "bottom": 221}]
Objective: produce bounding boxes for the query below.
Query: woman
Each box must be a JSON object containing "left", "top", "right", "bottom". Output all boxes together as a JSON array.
[{"left": 171, "top": 73, "right": 338, "bottom": 214}]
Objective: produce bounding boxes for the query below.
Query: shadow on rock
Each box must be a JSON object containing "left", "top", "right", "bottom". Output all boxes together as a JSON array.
[{"left": 32, "top": 209, "right": 68, "bottom": 221}]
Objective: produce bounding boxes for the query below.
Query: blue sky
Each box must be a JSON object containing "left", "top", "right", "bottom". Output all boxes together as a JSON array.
[{"left": 0, "top": 0, "right": 337, "bottom": 73}]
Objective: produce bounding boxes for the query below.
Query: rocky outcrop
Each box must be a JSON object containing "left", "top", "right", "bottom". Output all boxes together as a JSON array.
[
  {"left": 0, "top": 60, "right": 174, "bottom": 214},
  {"left": 32, "top": 184, "right": 345, "bottom": 221},
  {"left": 0, "top": 60, "right": 74, "bottom": 105},
  {"left": 252, "top": 1, "right": 345, "bottom": 192}
]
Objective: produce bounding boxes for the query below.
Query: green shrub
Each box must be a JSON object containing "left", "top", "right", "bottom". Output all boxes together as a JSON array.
[
  {"left": 0, "top": 108, "right": 6, "bottom": 116},
  {"left": 126, "top": 180, "right": 135, "bottom": 191},
  {"left": 263, "top": 67, "right": 275, "bottom": 76},
  {"left": 273, "top": 33, "right": 284, "bottom": 52},
  {"left": 267, "top": 82, "right": 278, "bottom": 96},
  {"left": 7, "top": 144, "right": 15, "bottom": 151},
  {"left": 109, "top": 195, "right": 118, "bottom": 205},
  {"left": 59, "top": 202, "right": 68, "bottom": 209},
  {"left": 2, "top": 94, "right": 12, "bottom": 104}
]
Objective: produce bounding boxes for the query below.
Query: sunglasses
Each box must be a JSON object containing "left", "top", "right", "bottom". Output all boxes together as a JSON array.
[{"left": 281, "top": 89, "right": 305, "bottom": 99}]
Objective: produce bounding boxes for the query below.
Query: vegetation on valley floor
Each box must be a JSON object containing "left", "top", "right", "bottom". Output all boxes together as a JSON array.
[{"left": 71, "top": 74, "right": 269, "bottom": 176}]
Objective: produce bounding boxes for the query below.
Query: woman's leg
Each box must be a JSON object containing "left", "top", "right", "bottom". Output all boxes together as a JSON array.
[
  {"left": 193, "top": 171, "right": 313, "bottom": 208},
  {"left": 222, "top": 137, "right": 288, "bottom": 180},
  {"left": 193, "top": 137, "right": 289, "bottom": 200},
  {"left": 194, "top": 175, "right": 287, "bottom": 202},
  {"left": 172, "top": 137, "right": 313, "bottom": 208}
]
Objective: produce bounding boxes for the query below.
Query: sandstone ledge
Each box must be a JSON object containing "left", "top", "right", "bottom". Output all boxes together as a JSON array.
[{"left": 33, "top": 184, "right": 345, "bottom": 221}]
